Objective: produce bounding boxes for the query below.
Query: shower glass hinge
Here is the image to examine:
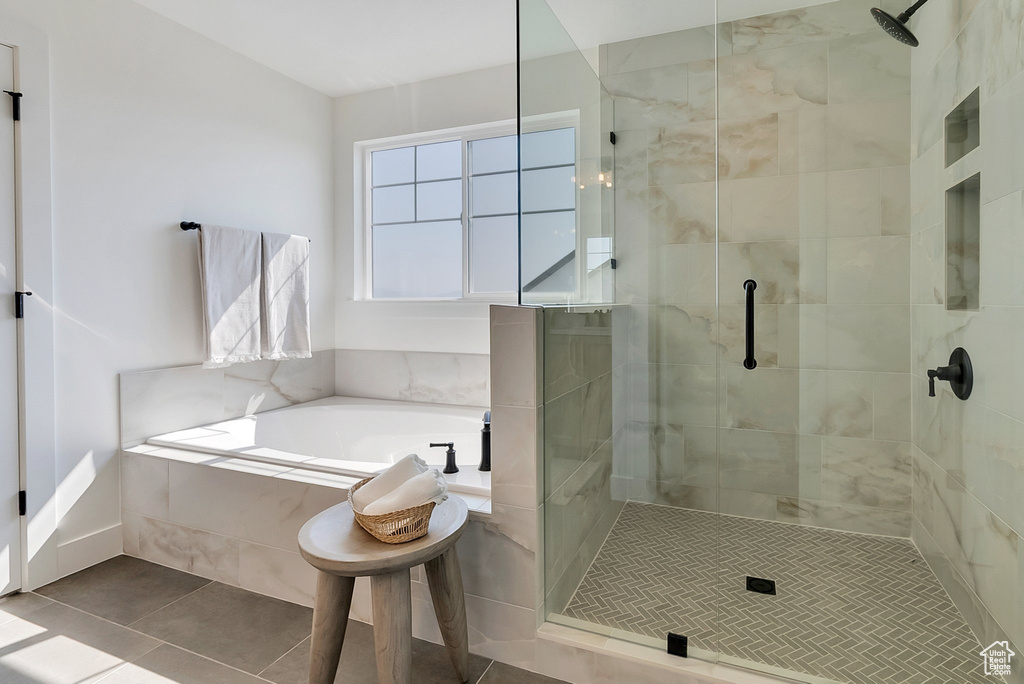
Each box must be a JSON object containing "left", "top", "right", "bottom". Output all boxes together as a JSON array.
[
  {"left": 4, "top": 90, "right": 22, "bottom": 121},
  {"left": 18, "top": 491, "right": 26, "bottom": 516},
  {"left": 667, "top": 632, "right": 688, "bottom": 658},
  {"left": 15, "top": 291, "right": 32, "bottom": 319}
]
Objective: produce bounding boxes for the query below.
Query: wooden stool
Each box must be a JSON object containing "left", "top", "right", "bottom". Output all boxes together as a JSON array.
[{"left": 298, "top": 497, "right": 470, "bottom": 684}]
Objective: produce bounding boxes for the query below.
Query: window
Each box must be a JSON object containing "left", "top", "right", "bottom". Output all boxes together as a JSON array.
[{"left": 360, "top": 121, "right": 577, "bottom": 300}]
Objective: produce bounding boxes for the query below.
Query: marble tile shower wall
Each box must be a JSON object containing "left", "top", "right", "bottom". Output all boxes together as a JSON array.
[
  {"left": 604, "top": 0, "right": 915, "bottom": 536},
  {"left": 541, "top": 308, "right": 620, "bottom": 615},
  {"left": 908, "top": 0, "right": 1024, "bottom": 671}
]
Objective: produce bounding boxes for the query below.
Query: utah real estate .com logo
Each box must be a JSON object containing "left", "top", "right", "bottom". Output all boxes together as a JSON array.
[{"left": 981, "top": 641, "right": 1015, "bottom": 677}]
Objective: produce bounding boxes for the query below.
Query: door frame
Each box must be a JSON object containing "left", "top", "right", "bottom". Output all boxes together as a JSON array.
[{"left": 0, "top": 20, "right": 57, "bottom": 592}]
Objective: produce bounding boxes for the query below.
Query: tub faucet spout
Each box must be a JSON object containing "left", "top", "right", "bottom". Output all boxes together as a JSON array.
[{"left": 430, "top": 442, "right": 459, "bottom": 474}]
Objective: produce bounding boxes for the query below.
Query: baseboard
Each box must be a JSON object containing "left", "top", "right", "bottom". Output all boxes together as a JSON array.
[{"left": 53, "top": 523, "right": 123, "bottom": 582}]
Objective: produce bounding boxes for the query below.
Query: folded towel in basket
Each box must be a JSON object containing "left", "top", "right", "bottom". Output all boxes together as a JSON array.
[
  {"left": 362, "top": 469, "right": 448, "bottom": 516},
  {"left": 352, "top": 454, "right": 427, "bottom": 512}
]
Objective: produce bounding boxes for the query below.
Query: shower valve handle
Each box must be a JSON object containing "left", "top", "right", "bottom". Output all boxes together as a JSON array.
[{"left": 927, "top": 348, "right": 973, "bottom": 400}]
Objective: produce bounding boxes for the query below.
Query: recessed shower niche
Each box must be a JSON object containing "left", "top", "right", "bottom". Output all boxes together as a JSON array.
[
  {"left": 945, "top": 88, "right": 980, "bottom": 167},
  {"left": 946, "top": 173, "right": 981, "bottom": 311}
]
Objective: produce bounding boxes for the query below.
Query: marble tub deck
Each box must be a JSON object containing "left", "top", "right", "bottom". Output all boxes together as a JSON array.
[
  {"left": 562, "top": 503, "right": 989, "bottom": 684},
  {"left": 0, "top": 555, "right": 563, "bottom": 684}
]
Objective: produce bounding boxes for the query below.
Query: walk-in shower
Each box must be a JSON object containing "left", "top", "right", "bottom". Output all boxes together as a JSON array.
[{"left": 520, "top": 0, "right": 1023, "bottom": 681}]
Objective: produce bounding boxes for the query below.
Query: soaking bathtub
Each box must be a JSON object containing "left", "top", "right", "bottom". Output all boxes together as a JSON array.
[{"left": 146, "top": 396, "right": 490, "bottom": 496}]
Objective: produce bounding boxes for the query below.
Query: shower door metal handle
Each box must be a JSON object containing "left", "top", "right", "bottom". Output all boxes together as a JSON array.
[{"left": 743, "top": 279, "right": 757, "bottom": 370}]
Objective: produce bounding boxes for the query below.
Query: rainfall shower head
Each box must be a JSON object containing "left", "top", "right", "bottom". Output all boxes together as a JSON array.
[{"left": 871, "top": 0, "right": 931, "bottom": 47}]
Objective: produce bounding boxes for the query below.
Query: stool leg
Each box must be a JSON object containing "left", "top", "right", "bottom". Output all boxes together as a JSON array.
[
  {"left": 425, "top": 548, "right": 469, "bottom": 682},
  {"left": 371, "top": 569, "right": 412, "bottom": 684},
  {"left": 308, "top": 572, "right": 355, "bottom": 684}
]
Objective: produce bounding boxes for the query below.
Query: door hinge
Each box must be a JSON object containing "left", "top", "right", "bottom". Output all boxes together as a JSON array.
[
  {"left": 3, "top": 90, "right": 22, "bottom": 121},
  {"left": 18, "top": 491, "right": 26, "bottom": 516},
  {"left": 609, "top": 131, "right": 616, "bottom": 145},
  {"left": 15, "top": 291, "right": 32, "bottom": 319}
]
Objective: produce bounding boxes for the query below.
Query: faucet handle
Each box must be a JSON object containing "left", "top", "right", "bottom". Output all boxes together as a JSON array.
[{"left": 430, "top": 442, "right": 459, "bottom": 474}]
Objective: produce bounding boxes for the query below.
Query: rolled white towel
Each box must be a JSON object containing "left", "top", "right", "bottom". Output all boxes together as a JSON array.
[
  {"left": 352, "top": 454, "right": 427, "bottom": 512},
  {"left": 362, "top": 469, "right": 448, "bottom": 516}
]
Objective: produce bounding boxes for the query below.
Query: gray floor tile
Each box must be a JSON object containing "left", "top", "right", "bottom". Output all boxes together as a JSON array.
[
  {"left": 0, "top": 601, "right": 160, "bottom": 683},
  {"left": 36, "top": 555, "right": 211, "bottom": 625},
  {"left": 562, "top": 502, "right": 990, "bottom": 684},
  {"left": 0, "top": 592, "right": 54, "bottom": 626},
  {"left": 259, "top": 620, "right": 492, "bottom": 684},
  {"left": 130, "top": 581, "right": 312, "bottom": 674},
  {"left": 100, "top": 644, "right": 266, "bottom": 683},
  {"left": 478, "top": 661, "right": 567, "bottom": 684}
]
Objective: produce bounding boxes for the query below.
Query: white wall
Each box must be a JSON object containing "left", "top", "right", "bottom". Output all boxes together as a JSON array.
[
  {"left": 333, "top": 64, "right": 517, "bottom": 355},
  {"left": 0, "top": 0, "right": 335, "bottom": 582}
]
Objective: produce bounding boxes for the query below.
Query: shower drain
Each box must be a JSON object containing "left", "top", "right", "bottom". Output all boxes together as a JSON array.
[{"left": 746, "top": 576, "right": 777, "bottom": 595}]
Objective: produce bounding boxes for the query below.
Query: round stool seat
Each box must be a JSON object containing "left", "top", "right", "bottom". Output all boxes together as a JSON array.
[{"left": 298, "top": 497, "right": 469, "bottom": 577}]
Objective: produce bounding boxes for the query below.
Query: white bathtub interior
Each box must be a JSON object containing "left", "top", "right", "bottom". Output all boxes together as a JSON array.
[{"left": 146, "top": 396, "right": 491, "bottom": 496}]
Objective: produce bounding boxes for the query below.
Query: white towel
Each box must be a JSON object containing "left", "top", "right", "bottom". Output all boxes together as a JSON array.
[
  {"left": 352, "top": 454, "right": 427, "bottom": 512},
  {"left": 198, "top": 225, "right": 263, "bottom": 369},
  {"left": 261, "top": 231, "right": 312, "bottom": 361},
  {"left": 362, "top": 469, "right": 448, "bottom": 516}
]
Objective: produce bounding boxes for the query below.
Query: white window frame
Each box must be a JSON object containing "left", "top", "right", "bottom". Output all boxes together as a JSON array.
[{"left": 354, "top": 113, "right": 580, "bottom": 302}]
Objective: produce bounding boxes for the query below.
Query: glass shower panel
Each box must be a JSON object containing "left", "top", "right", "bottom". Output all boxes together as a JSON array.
[
  {"left": 522, "top": 0, "right": 723, "bottom": 662},
  {"left": 518, "top": 0, "right": 614, "bottom": 306}
]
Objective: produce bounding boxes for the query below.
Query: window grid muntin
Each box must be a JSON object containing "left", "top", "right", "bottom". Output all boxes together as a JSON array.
[{"left": 362, "top": 120, "right": 578, "bottom": 301}]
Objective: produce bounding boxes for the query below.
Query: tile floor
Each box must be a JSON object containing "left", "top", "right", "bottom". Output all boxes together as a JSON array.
[
  {"left": 563, "top": 503, "right": 990, "bottom": 684},
  {"left": 0, "top": 555, "right": 565, "bottom": 684}
]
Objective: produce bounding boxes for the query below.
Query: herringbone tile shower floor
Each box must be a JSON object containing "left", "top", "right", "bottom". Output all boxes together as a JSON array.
[{"left": 563, "top": 503, "right": 990, "bottom": 684}]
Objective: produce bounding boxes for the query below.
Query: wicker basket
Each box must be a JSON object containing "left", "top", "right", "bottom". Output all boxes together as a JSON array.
[{"left": 348, "top": 477, "right": 436, "bottom": 544}]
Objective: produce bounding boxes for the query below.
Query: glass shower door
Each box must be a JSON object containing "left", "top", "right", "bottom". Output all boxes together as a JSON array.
[{"left": 711, "top": 1, "right": 989, "bottom": 682}]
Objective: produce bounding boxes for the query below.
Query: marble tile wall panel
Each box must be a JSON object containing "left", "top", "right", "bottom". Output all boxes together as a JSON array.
[
  {"left": 647, "top": 121, "right": 716, "bottom": 186},
  {"left": 729, "top": 0, "right": 880, "bottom": 55},
  {"left": 458, "top": 504, "right": 538, "bottom": 609},
  {"left": 545, "top": 440, "right": 614, "bottom": 609},
  {"left": 776, "top": 496, "right": 911, "bottom": 536},
  {"left": 911, "top": 224, "right": 946, "bottom": 305},
  {"left": 334, "top": 349, "right": 489, "bottom": 407},
  {"left": 652, "top": 244, "right": 717, "bottom": 306},
  {"left": 718, "top": 42, "right": 828, "bottom": 118},
  {"left": 821, "top": 436, "right": 911, "bottom": 509},
  {"left": 136, "top": 515, "right": 240, "bottom": 584},
  {"left": 238, "top": 542, "right": 317, "bottom": 607},
  {"left": 648, "top": 182, "right": 716, "bottom": 244},
  {"left": 543, "top": 308, "right": 612, "bottom": 401},
  {"left": 602, "top": 64, "right": 690, "bottom": 131},
  {"left": 881, "top": 166, "right": 912, "bottom": 234},
  {"left": 718, "top": 240, "right": 826, "bottom": 306},
  {"left": 828, "top": 31, "right": 910, "bottom": 104},
  {"left": 648, "top": 305, "right": 718, "bottom": 367},
  {"left": 826, "top": 305, "right": 911, "bottom": 372},
  {"left": 119, "top": 351, "right": 335, "bottom": 447},
  {"left": 778, "top": 107, "right": 828, "bottom": 175},
  {"left": 491, "top": 405, "right": 542, "bottom": 509},
  {"left": 601, "top": 25, "right": 717, "bottom": 76},
  {"left": 491, "top": 305, "right": 542, "bottom": 408},
  {"left": 718, "top": 114, "right": 780, "bottom": 179},
  {"left": 912, "top": 449, "right": 1020, "bottom": 643},
  {"left": 827, "top": 236, "right": 910, "bottom": 305},
  {"left": 718, "top": 428, "right": 822, "bottom": 499},
  {"left": 979, "top": 190, "right": 1024, "bottom": 306}
]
